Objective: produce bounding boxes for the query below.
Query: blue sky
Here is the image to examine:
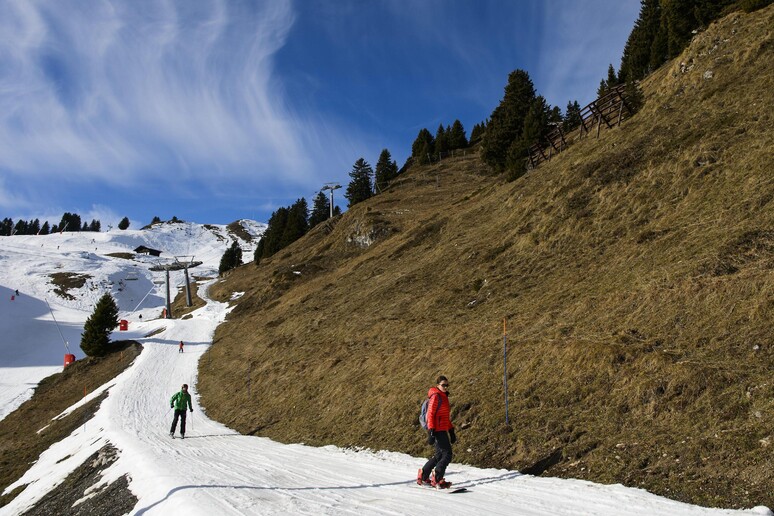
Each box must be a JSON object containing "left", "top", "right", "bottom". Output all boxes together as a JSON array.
[{"left": 0, "top": 0, "right": 639, "bottom": 228}]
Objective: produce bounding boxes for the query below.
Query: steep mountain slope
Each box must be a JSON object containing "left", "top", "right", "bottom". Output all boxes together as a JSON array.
[
  {"left": 6, "top": 222, "right": 765, "bottom": 515},
  {"left": 200, "top": 7, "right": 773, "bottom": 509}
]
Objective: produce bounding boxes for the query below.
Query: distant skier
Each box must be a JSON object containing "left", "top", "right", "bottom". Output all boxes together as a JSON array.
[
  {"left": 417, "top": 375, "right": 456, "bottom": 489},
  {"left": 14, "top": 289, "right": 19, "bottom": 296},
  {"left": 169, "top": 384, "right": 194, "bottom": 439},
  {"left": 179, "top": 340, "right": 184, "bottom": 353}
]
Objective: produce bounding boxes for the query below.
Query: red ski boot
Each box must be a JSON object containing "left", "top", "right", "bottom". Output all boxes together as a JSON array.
[
  {"left": 430, "top": 470, "right": 452, "bottom": 489},
  {"left": 417, "top": 468, "right": 431, "bottom": 486}
]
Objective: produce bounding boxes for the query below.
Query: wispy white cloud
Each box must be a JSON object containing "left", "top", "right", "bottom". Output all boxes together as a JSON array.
[
  {"left": 0, "top": 0, "right": 642, "bottom": 225},
  {"left": 536, "top": 0, "right": 640, "bottom": 108},
  {"left": 0, "top": 0, "right": 321, "bottom": 191}
]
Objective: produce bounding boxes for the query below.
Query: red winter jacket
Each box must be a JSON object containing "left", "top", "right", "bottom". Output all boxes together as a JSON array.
[{"left": 426, "top": 387, "right": 453, "bottom": 432}]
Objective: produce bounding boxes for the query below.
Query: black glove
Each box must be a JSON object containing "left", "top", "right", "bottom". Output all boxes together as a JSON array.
[
  {"left": 450, "top": 428, "right": 457, "bottom": 444},
  {"left": 170, "top": 404, "right": 173, "bottom": 409},
  {"left": 427, "top": 430, "right": 435, "bottom": 445},
  {"left": 190, "top": 409, "right": 193, "bottom": 413}
]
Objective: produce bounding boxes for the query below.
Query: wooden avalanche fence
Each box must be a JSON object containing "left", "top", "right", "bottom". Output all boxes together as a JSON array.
[{"left": 528, "top": 84, "right": 636, "bottom": 169}]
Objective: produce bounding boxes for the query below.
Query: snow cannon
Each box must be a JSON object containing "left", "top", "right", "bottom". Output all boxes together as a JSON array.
[
  {"left": 119, "top": 319, "right": 128, "bottom": 331},
  {"left": 64, "top": 354, "right": 76, "bottom": 367}
]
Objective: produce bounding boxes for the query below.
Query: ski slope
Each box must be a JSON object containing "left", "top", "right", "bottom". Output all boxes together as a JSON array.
[
  {"left": 0, "top": 227, "right": 771, "bottom": 516},
  {"left": 0, "top": 221, "right": 263, "bottom": 420}
]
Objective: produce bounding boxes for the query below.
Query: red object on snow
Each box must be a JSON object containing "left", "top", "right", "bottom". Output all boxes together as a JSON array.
[
  {"left": 119, "top": 319, "right": 128, "bottom": 331},
  {"left": 64, "top": 354, "right": 76, "bottom": 367},
  {"left": 10, "top": 295, "right": 14, "bottom": 301}
]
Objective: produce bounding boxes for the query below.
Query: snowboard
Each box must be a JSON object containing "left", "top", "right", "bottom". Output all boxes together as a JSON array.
[{"left": 415, "top": 484, "right": 468, "bottom": 493}]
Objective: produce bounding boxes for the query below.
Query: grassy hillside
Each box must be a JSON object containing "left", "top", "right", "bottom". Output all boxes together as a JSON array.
[
  {"left": 199, "top": 6, "right": 773, "bottom": 509},
  {"left": 0, "top": 342, "right": 141, "bottom": 507}
]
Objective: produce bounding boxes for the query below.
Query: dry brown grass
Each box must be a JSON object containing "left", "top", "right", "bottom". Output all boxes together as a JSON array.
[
  {"left": 49, "top": 272, "right": 91, "bottom": 300},
  {"left": 170, "top": 280, "right": 208, "bottom": 319},
  {"left": 199, "top": 6, "right": 773, "bottom": 509}
]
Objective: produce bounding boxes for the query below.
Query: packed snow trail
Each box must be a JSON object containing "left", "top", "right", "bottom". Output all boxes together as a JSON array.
[{"left": 3, "top": 281, "right": 771, "bottom": 516}]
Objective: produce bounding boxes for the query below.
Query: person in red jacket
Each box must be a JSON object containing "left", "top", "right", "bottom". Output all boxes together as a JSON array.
[{"left": 417, "top": 375, "right": 456, "bottom": 489}]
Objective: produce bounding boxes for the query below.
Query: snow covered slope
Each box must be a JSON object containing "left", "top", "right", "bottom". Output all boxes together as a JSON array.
[
  {"left": 0, "top": 222, "right": 771, "bottom": 515},
  {"left": 0, "top": 220, "right": 264, "bottom": 420}
]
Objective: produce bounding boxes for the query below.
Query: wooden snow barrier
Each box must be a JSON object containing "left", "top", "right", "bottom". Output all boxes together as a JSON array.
[{"left": 528, "top": 84, "right": 637, "bottom": 169}]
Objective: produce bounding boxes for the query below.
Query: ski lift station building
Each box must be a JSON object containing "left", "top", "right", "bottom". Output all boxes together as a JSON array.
[{"left": 134, "top": 245, "right": 162, "bottom": 257}]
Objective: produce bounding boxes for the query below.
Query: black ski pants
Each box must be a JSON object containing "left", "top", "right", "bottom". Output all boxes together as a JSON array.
[
  {"left": 422, "top": 430, "right": 453, "bottom": 480},
  {"left": 170, "top": 409, "right": 187, "bottom": 435}
]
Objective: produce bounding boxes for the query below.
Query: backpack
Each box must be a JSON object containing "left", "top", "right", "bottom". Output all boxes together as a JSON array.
[{"left": 419, "top": 393, "right": 441, "bottom": 430}]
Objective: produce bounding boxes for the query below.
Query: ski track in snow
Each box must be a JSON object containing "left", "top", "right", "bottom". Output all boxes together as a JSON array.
[{"left": 0, "top": 228, "right": 771, "bottom": 516}]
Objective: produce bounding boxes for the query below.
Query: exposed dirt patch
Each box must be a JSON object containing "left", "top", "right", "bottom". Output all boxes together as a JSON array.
[
  {"left": 49, "top": 273, "right": 91, "bottom": 300},
  {"left": 0, "top": 342, "right": 142, "bottom": 508},
  {"left": 21, "top": 445, "right": 137, "bottom": 516},
  {"left": 104, "top": 252, "right": 135, "bottom": 260},
  {"left": 226, "top": 221, "right": 255, "bottom": 243}
]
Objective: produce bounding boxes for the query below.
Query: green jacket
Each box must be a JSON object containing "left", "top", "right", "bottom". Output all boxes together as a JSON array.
[{"left": 170, "top": 390, "right": 193, "bottom": 411}]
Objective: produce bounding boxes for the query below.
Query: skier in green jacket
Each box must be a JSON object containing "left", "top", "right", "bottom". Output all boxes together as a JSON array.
[{"left": 169, "top": 384, "right": 193, "bottom": 439}]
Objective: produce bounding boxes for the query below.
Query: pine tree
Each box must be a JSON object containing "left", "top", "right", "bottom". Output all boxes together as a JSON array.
[
  {"left": 448, "top": 120, "right": 468, "bottom": 150},
  {"left": 435, "top": 124, "right": 449, "bottom": 159},
  {"left": 80, "top": 293, "right": 119, "bottom": 357},
  {"left": 620, "top": 0, "right": 734, "bottom": 84},
  {"left": 469, "top": 122, "right": 485, "bottom": 146},
  {"left": 118, "top": 217, "right": 130, "bottom": 230},
  {"left": 607, "top": 64, "right": 620, "bottom": 90},
  {"left": 309, "top": 191, "right": 331, "bottom": 228},
  {"left": 597, "top": 63, "right": 620, "bottom": 98},
  {"left": 59, "top": 212, "right": 82, "bottom": 232},
  {"left": 151, "top": 216, "right": 161, "bottom": 225},
  {"left": 255, "top": 207, "right": 289, "bottom": 262},
  {"left": 281, "top": 198, "right": 309, "bottom": 248},
  {"left": 1, "top": 218, "right": 12, "bottom": 236},
  {"left": 549, "top": 106, "right": 563, "bottom": 126},
  {"left": 625, "top": 78, "right": 645, "bottom": 113},
  {"left": 374, "top": 149, "right": 398, "bottom": 192},
  {"left": 14, "top": 220, "right": 27, "bottom": 235},
  {"left": 411, "top": 129, "right": 435, "bottom": 165},
  {"left": 620, "top": 0, "right": 662, "bottom": 82},
  {"left": 219, "top": 241, "right": 243, "bottom": 275},
  {"left": 481, "top": 69, "right": 536, "bottom": 171},
  {"left": 344, "top": 158, "right": 374, "bottom": 207},
  {"left": 563, "top": 101, "right": 582, "bottom": 132},
  {"left": 649, "top": 12, "right": 669, "bottom": 72},
  {"left": 89, "top": 219, "right": 101, "bottom": 232},
  {"left": 507, "top": 96, "right": 550, "bottom": 180},
  {"left": 40, "top": 221, "right": 50, "bottom": 235}
]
